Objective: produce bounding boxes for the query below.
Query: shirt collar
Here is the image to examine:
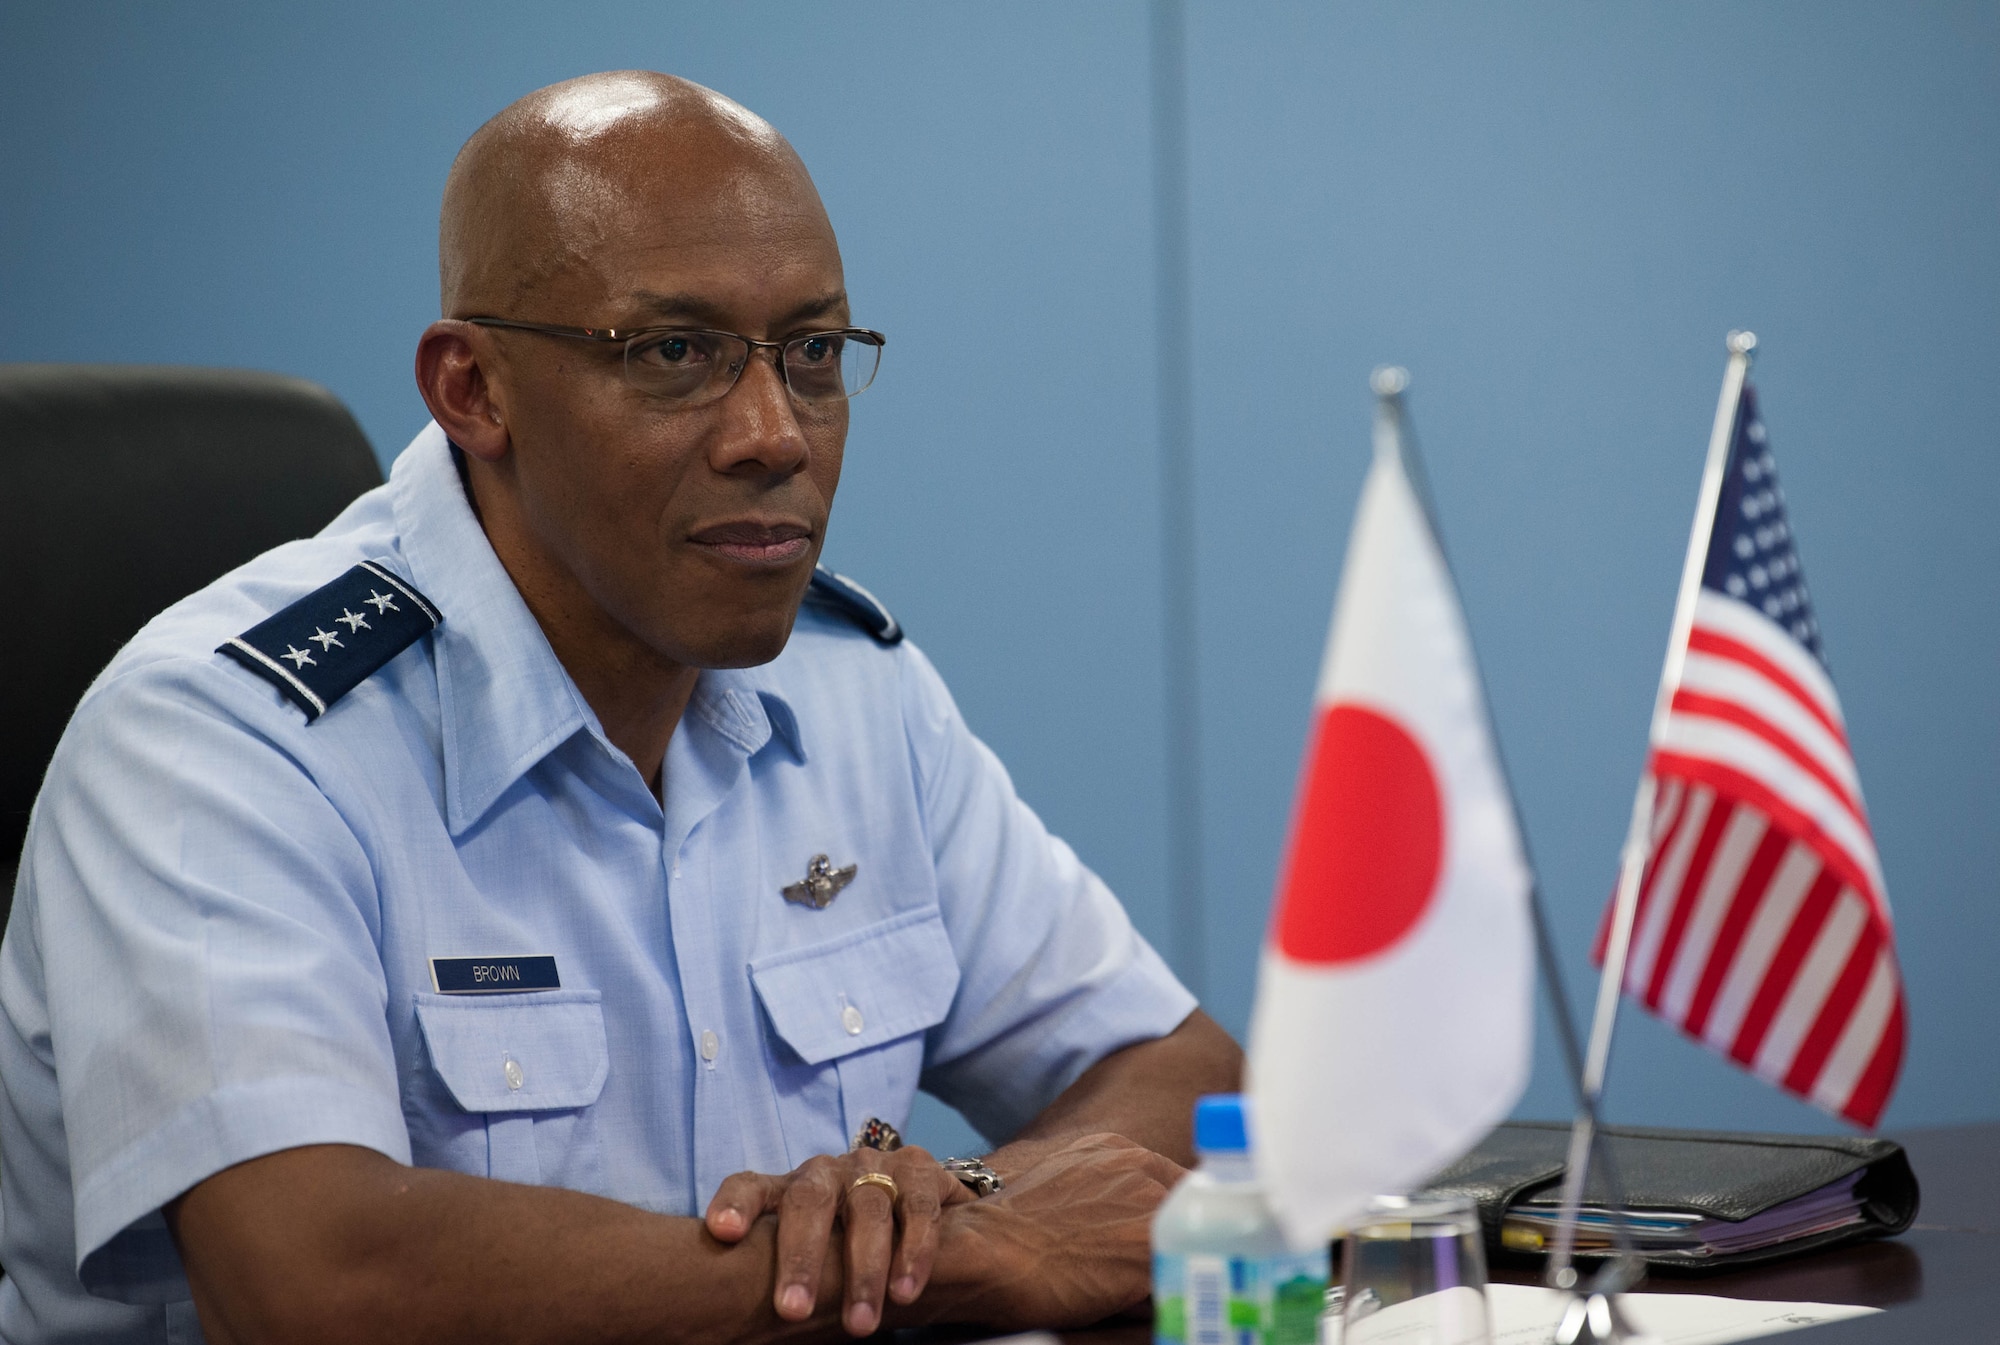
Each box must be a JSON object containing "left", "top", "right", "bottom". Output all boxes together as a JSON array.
[
  {"left": 690, "top": 663, "right": 807, "bottom": 765},
  {"left": 387, "top": 424, "right": 802, "bottom": 835}
]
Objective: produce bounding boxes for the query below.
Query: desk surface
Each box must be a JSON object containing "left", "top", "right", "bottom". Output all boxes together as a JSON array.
[{"left": 1025, "top": 1121, "right": 2000, "bottom": 1345}]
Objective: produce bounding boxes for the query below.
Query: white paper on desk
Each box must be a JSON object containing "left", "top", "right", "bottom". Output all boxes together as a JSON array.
[
  {"left": 1322, "top": 1285, "right": 1879, "bottom": 1345},
  {"left": 1485, "top": 1283, "right": 1879, "bottom": 1345}
]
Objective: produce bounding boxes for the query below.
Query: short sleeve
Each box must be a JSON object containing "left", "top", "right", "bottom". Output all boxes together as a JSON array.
[
  {"left": 897, "top": 643, "right": 1197, "bottom": 1142},
  {"left": 24, "top": 658, "right": 412, "bottom": 1304}
]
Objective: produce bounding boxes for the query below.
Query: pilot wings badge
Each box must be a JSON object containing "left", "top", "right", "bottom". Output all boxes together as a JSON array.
[{"left": 782, "top": 854, "right": 857, "bottom": 909}]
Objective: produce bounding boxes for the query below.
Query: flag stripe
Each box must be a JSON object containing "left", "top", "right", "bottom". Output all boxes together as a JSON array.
[
  {"left": 1653, "top": 720, "right": 1878, "bottom": 899},
  {"left": 1689, "top": 591, "right": 1845, "bottom": 734},
  {"left": 1681, "top": 823, "right": 1789, "bottom": 1038},
  {"left": 1752, "top": 888, "right": 1867, "bottom": 1082},
  {"left": 1593, "top": 777, "right": 1690, "bottom": 964},
  {"left": 1684, "top": 625, "right": 1846, "bottom": 747},
  {"left": 1843, "top": 994, "right": 1906, "bottom": 1129},
  {"left": 1726, "top": 867, "right": 1842, "bottom": 1067},
  {"left": 1809, "top": 950, "right": 1900, "bottom": 1116},
  {"left": 1701, "top": 840, "right": 1822, "bottom": 1052},
  {"left": 1678, "top": 651, "right": 1859, "bottom": 795},
  {"left": 1781, "top": 914, "right": 1882, "bottom": 1095},
  {"left": 1626, "top": 786, "right": 1714, "bottom": 993},
  {"left": 1653, "top": 777, "right": 1689, "bottom": 845},
  {"left": 1652, "top": 748, "right": 1883, "bottom": 914},
  {"left": 1670, "top": 688, "right": 1866, "bottom": 823},
  {"left": 1640, "top": 798, "right": 1735, "bottom": 1009},
  {"left": 1659, "top": 807, "right": 1768, "bottom": 1021}
]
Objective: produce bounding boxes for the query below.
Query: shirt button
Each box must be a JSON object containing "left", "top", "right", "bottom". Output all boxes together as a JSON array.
[
  {"left": 503, "top": 1057, "right": 524, "bottom": 1091},
  {"left": 700, "top": 1029, "right": 720, "bottom": 1061},
  {"left": 841, "top": 1004, "right": 865, "bottom": 1036}
]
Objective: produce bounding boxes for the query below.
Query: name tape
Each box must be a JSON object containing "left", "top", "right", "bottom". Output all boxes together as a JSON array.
[{"left": 430, "top": 955, "right": 561, "bottom": 995}]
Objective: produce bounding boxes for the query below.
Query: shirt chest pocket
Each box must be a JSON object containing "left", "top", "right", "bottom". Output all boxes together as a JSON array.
[
  {"left": 413, "top": 990, "right": 610, "bottom": 1192},
  {"left": 749, "top": 908, "right": 960, "bottom": 1163}
]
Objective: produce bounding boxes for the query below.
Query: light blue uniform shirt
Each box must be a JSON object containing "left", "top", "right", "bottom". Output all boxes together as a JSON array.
[{"left": 0, "top": 423, "right": 1195, "bottom": 1344}]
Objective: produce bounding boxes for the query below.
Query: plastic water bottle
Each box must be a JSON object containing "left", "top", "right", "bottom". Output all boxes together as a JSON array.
[{"left": 1153, "top": 1094, "right": 1330, "bottom": 1345}]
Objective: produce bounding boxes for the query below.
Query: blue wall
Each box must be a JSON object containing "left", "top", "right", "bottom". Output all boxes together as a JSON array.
[{"left": 5, "top": 3, "right": 1995, "bottom": 1157}]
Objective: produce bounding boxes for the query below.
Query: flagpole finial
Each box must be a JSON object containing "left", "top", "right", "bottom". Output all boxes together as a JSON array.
[
  {"left": 1726, "top": 330, "right": 1757, "bottom": 357},
  {"left": 1370, "top": 365, "right": 1410, "bottom": 398}
]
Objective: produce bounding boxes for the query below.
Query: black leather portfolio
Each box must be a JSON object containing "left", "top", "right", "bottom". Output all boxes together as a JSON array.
[{"left": 1416, "top": 1121, "right": 1920, "bottom": 1273}]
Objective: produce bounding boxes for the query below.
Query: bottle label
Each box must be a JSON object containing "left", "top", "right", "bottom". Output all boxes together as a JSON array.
[{"left": 1154, "top": 1248, "right": 1329, "bottom": 1345}]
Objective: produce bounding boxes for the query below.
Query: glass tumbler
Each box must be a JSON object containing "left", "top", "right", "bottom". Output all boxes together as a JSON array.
[{"left": 1339, "top": 1194, "right": 1491, "bottom": 1345}]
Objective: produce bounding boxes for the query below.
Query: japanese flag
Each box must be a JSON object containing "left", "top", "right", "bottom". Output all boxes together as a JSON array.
[{"left": 1248, "top": 383, "right": 1535, "bottom": 1246}]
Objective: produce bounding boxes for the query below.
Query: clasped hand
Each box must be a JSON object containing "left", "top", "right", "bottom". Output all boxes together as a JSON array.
[
  {"left": 705, "top": 1134, "right": 1186, "bottom": 1336},
  {"left": 705, "top": 1143, "right": 975, "bottom": 1335}
]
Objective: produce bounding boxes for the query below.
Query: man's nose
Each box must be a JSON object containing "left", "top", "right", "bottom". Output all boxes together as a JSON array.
[{"left": 708, "top": 348, "right": 810, "bottom": 476}]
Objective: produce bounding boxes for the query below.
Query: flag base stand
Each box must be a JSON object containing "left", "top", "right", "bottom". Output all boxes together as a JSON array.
[
  {"left": 1553, "top": 1290, "right": 1649, "bottom": 1345},
  {"left": 1529, "top": 886, "right": 1649, "bottom": 1342}
]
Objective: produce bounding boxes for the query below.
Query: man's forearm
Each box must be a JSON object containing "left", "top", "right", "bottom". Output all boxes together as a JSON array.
[
  {"left": 170, "top": 1144, "right": 927, "bottom": 1345},
  {"left": 173, "top": 1134, "right": 1180, "bottom": 1345},
  {"left": 991, "top": 1008, "right": 1242, "bottom": 1175}
]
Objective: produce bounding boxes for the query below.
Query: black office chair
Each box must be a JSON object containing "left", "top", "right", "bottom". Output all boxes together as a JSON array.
[{"left": 0, "top": 365, "right": 385, "bottom": 922}]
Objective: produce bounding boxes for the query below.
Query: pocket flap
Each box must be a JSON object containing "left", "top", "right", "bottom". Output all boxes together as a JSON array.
[
  {"left": 750, "top": 909, "right": 960, "bottom": 1066},
  {"left": 414, "top": 990, "right": 609, "bottom": 1113}
]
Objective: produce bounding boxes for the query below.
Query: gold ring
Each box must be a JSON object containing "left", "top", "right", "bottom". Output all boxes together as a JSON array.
[{"left": 849, "top": 1171, "right": 900, "bottom": 1203}]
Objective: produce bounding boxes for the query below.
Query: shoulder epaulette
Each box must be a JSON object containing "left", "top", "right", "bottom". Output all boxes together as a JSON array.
[
  {"left": 804, "top": 566, "right": 902, "bottom": 645},
  {"left": 217, "top": 561, "right": 441, "bottom": 722}
]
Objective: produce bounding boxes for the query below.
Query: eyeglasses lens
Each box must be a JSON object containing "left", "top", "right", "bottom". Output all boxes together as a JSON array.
[
  {"left": 785, "top": 332, "right": 882, "bottom": 403},
  {"left": 621, "top": 330, "right": 882, "bottom": 405},
  {"left": 625, "top": 331, "right": 737, "bottom": 401}
]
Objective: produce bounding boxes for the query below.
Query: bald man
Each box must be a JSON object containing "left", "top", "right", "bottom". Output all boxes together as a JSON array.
[{"left": 0, "top": 72, "right": 1239, "bottom": 1344}]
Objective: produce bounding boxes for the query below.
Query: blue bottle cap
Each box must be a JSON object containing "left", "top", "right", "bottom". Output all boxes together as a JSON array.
[{"left": 1193, "top": 1093, "right": 1249, "bottom": 1154}]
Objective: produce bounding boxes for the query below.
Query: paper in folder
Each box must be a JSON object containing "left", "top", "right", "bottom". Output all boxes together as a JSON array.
[{"left": 1416, "top": 1122, "right": 1919, "bottom": 1272}]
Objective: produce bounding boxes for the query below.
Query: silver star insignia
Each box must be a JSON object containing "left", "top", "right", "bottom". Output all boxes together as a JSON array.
[
  {"left": 308, "top": 627, "right": 343, "bottom": 651},
  {"left": 782, "top": 854, "right": 857, "bottom": 909},
  {"left": 364, "top": 590, "right": 399, "bottom": 614},
  {"left": 281, "top": 645, "right": 316, "bottom": 668},
  {"left": 336, "top": 608, "right": 371, "bottom": 633}
]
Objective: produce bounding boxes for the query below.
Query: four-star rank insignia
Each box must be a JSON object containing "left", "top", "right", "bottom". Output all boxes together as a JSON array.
[
  {"left": 218, "top": 560, "right": 440, "bottom": 722},
  {"left": 783, "top": 854, "right": 858, "bottom": 909}
]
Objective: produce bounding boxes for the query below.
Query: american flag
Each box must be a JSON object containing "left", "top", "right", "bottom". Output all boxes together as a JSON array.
[{"left": 1597, "top": 383, "right": 1904, "bottom": 1128}]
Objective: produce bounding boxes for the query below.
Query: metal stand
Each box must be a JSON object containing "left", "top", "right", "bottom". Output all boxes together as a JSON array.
[
  {"left": 1542, "top": 333, "right": 1760, "bottom": 1342},
  {"left": 1372, "top": 367, "right": 1648, "bottom": 1337},
  {"left": 1554, "top": 1290, "right": 1645, "bottom": 1345}
]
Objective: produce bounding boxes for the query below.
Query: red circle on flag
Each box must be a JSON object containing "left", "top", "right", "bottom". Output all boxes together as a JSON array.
[{"left": 1273, "top": 703, "right": 1445, "bottom": 964}]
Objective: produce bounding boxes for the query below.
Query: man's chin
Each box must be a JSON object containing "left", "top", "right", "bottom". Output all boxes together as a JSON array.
[
  {"left": 666, "top": 612, "right": 803, "bottom": 671},
  {"left": 642, "top": 555, "right": 817, "bottom": 668}
]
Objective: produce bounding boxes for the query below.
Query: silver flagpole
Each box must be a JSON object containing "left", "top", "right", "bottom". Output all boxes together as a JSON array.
[
  {"left": 1372, "top": 367, "right": 1644, "bottom": 1334},
  {"left": 1544, "top": 333, "right": 1758, "bottom": 1331}
]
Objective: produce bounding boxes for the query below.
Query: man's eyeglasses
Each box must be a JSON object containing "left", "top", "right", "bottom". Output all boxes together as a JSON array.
[{"left": 465, "top": 318, "right": 886, "bottom": 408}]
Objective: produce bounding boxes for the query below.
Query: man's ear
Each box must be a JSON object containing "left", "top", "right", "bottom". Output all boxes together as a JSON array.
[{"left": 415, "top": 320, "right": 510, "bottom": 463}]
